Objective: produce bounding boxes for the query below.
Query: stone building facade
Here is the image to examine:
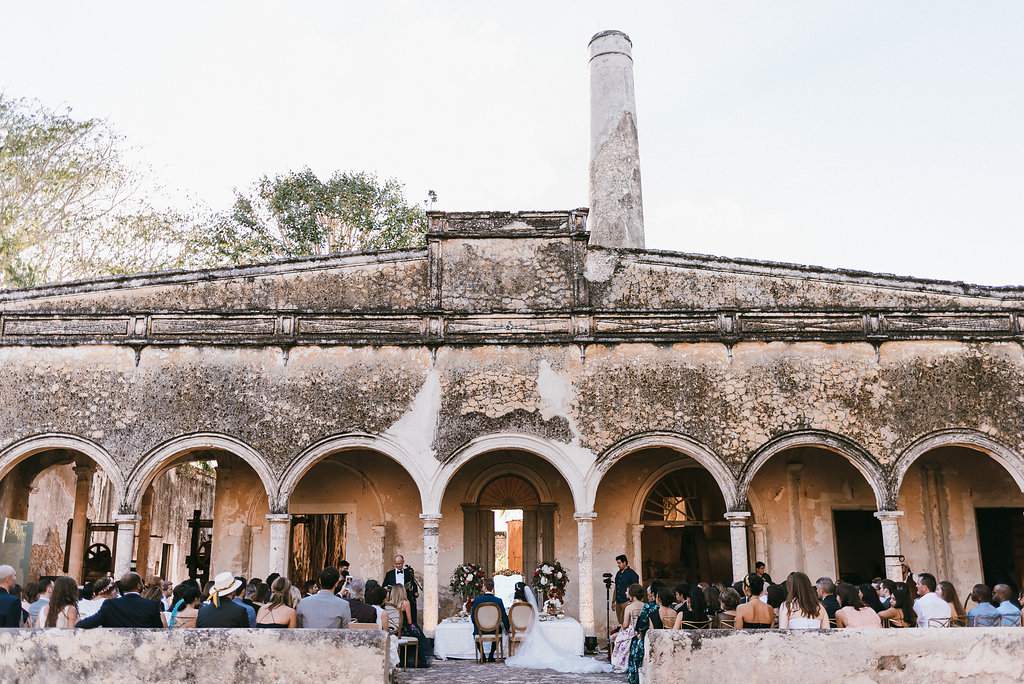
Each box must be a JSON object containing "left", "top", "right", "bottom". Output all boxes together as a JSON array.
[{"left": 0, "top": 31, "right": 1022, "bottom": 644}]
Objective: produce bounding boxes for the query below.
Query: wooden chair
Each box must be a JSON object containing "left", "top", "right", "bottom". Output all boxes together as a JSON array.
[
  {"left": 508, "top": 602, "right": 535, "bottom": 656},
  {"left": 717, "top": 615, "right": 736, "bottom": 629},
  {"left": 390, "top": 611, "right": 418, "bottom": 672},
  {"left": 970, "top": 614, "right": 1003, "bottom": 627},
  {"left": 350, "top": 622, "right": 379, "bottom": 629},
  {"left": 675, "top": 618, "right": 711, "bottom": 630},
  {"left": 473, "top": 602, "right": 504, "bottom": 663}
]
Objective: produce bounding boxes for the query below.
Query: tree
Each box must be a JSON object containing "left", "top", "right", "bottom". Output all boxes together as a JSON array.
[
  {"left": 208, "top": 168, "right": 429, "bottom": 265},
  {"left": 0, "top": 95, "right": 201, "bottom": 287}
]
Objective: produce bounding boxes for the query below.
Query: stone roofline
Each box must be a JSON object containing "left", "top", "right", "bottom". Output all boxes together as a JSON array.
[{"left": 1, "top": 207, "right": 1021, "bottom": 305}]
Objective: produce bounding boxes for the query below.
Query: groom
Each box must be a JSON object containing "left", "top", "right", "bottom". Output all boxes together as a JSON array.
[{"left": 471, "top": 578, "right": 509, "bottom": 662}]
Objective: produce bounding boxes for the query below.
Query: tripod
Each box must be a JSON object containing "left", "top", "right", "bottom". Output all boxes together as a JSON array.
[{"left": 602, "top": 572, "right": 613, "bottom": 661}]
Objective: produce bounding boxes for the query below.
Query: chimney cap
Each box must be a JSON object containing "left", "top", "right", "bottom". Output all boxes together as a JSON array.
[{"left": 589, "top": 29, "right": 632, "bottom": 45}]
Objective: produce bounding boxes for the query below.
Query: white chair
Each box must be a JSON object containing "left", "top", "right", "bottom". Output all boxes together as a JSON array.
[{"left": 493, "top": 571, "right": 523, "bottom": 611}]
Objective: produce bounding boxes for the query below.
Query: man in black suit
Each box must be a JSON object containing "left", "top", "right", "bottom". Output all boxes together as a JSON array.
[
  {"left": 78, "top": 572, "right": 163, "bottom": 628},
  {"left": 197, "top": 572, "right": 250, "bottom": 628},
  {"left": 0, "top": 565, "right": 22, "bottom": 627},
  {"left": 471, "top": 578, "right": 510, "bottom": 662},
  {"left": 383, "top": 554, "right": 419, "bottom": 625}
]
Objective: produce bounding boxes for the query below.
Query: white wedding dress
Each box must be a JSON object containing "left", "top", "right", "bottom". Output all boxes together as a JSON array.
[{"left": 505, "top": 587, "right": 613, "bottom": 674}]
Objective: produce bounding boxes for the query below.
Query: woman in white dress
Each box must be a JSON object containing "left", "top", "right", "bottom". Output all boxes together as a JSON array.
[
  {"left": 505, "top": 586, "right": 613, "bottom": 674},
  {"left": 778, "top": 572, "right": 829, "bottom": 630}
]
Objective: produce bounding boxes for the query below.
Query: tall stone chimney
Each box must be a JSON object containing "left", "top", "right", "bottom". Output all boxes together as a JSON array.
[{"left": 588, "top": 30, "right": 644, "bottom": 250}]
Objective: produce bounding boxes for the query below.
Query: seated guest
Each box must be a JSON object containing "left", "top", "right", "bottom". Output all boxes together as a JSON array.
[
  {"left": 815, "top": 577, "right": 840, "bottom": 620},
  {"left": 388, "top": 584, "right": 433, "bottom": 667},
  {"left": 914, "top": 573, "right": 952, "bottom": 628},
  {"left": 346, "top": 579, "right": 379, "bottom": 624},
  {"left": 937, "top": 581, "right": 965, "bottom": 623},
  {"left": 256, "top": 576, "right": 297, "bottom": 628},
  {"left": 717, "top": 588, "right": 742, "bottom": 627},
  {"left": 655, "top": 588, "right": 677, "bottom": 627},
  {"left": 765, "top": 582, "right": 787, "bottom": 614},
  {"left": 612, "top": 584, "right": 645, "bottom": 673},
  {"left": 303, "top": 580, "right": 319, "bottom": 597},
  {"left": 196, "top": 572, "right": 250, "bottom": 628},
  {"left": 966, "top": 584, "right": 1000, "bottom": 627},
  {"left": 754, "top": 561, "right": 773, "bottom": 585},
  {"left": 835, "top": 583, "right": 882, "bottom": 628},
  {"left": 857, "top": 583, "right": 886, "bottom": 613},
  {"left": 878, "top": 579, "right": 897, "bottom": 609},
  {"left": 671, "top": 583, "right": 690, "bottom": 612},
  {"left": 168, "top": 584, "right": 201, "bottom": 628},
  {"left": 993, "top": 584, "right": 1022, "bottom": 626},
  {"left": 703, "top": 585, "right": 720, "bottom": 622},
  {"left": 78, "top": 572, "right": 163, "bottom": 628},
  {"left": 778, "top": 571, "right": 828, "bottom": 629},
  {"left": 39, "top": 576, "right": 79, "bottom": 628},
  {"left": 878, "top": 586, "right": 916, "bottom": 627},
  {"left": 735, "top": 574, "right": 775, "bottom": 628},
  {"left": 471, "top": 578, "right": 509, "bottom": 663},
  {"left": 673, "top": 585, "right": 707, "bottom": 628},
  {"left": 231, "top": 577, "right": 256, "bottom": 627},
  {"left": 78, "top": 576, "right": 117, "bottom": 618},
  {"left": 0, "top": 568, "right": 25, "bottom": 628},
  {"left": 28, "top": 578, "right": 53, "bottom": 627},
  {"left": 297, "top": 567, "right": 350, "bottom": 628}
]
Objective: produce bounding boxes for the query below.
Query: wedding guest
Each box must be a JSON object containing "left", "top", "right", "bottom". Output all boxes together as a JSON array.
[
  {"left": 0, "top": 565, "right": 21, "bottom": 628},
  {"left": 717, "top": 587, "right": 742, "bottom": 627},
  {"left": 655, "top": 588, "right": 677, "bottom": 626},
  {"left": 754, "top": 561, "right": 773, "bottom": 585},
  {"left": 878, "top": 579, "right": 897, "bottom": 609},
  {"left": 965, "top": 584, "right": 1000, "bottom": 626},
  {"left": 857, "top": 583, "right": 886, "bottom": 613},
  {"left": 196, "top": 572, "right": 250, "bottom": 628},
  {"left": 613, "top": 555, "right": 640, "bottom": 625},
  {"left": 835, "top": 583, "right": 881, "bottom": 628},
  {"left": 230, "top": 577, "right": 256, "bottom": 627},
  {"left": 78, "top": 572, "right": 163, "bottom": 628},
  {"left": 993, "top": 584, "right": 1022, "bottom": 626},
  {"left": 28, "top": 578, "right": 52, "bottom": 627},
  {"left": 626, "top": 586, "right": 663, "bottom": 684},
  {"left": 778, "top": 572, "right": 828, "bottom": 629},
  {"left": 673, "top": 585, "right": 707, "bottom": 628},
  {"left": 78, "top": 576, "right": 117, "bottom": 618},
  {"left": 877, "top": 586, "right": 916, "bottom": 627},
  {"left": 39, "top": 576, "right": 79, "bottom": 628},
  {"left": 937, "top": 581, "right": 965, "bottom": 623},
  {"left": 815, "top": 577, "right": 840, "bottom": 620},
  {"left": 256, "top": 576, "right": 297, "bottom": 628},
  {"left": 297, "top": 567, "right": 350, "bottom": 628},
  {"left": 168, "top": 584, "right": 201, "bottom": 628},
  {"left": 347, "top": 579, "right": 378, "bottom": 623},
  {"left": 303, "top": 580, "right": 319, "bottom": 597},
  {"left": 914, "top": 573, "right": 952, "bottom": 628},
  {"left": 702, "top": 585, "right": 720, "bottom": 621},
  {"left": 388, "top": 584, "right": 432, "bottom": 667},
  {"left": 671, "top": 583, "right": 690, "bottom": 612},
  {"left": 735, "top": 575, "right": 774, "bottom": 628},
  {"left": 612, "top": 584, "right": 645, "bottom": 672}
]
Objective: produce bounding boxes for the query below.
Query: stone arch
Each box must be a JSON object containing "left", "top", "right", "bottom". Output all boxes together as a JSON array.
[
  {"left": 891, "top": 428, "right": 1024, "bottom": 501},
  {"left": 278, "top": 432, "right": 428, "bottom": 514},
  {"left": 627, "top": 459, "right": 726, "bottom": 524},
  {"left": 588, "top": 432, "right": 738, "bottom": 512},
  {"left": 463, "top": 462, "right": 556, "bottom": 505},
  {"left": 125, "top": 433, "right": 275, "bottom": 513},
  {"left": 0, "top": 432, "right": 124, "bottom": 494},
  {"left": 429, "top": 433, "right": 585, "bottom": 515},
  {"left": 739, "top": 430, "right": 888, "bottom": 510}
]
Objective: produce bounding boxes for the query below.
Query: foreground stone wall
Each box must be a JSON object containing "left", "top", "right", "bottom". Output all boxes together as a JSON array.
[
  {"left": 0, "top": 628, "right": 389, "bottom": 684},
  {"left": 644, "top": 628, "right": 1024, "bottom": 684}
]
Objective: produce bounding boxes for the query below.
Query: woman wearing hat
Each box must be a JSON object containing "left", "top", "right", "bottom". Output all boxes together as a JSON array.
[{"left": 196, "top": 572, "right": 250, "bottom": 628}]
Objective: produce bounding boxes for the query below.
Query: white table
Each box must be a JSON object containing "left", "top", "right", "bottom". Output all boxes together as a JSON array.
[{"left": 433, "top": 615, "right": 585, "bottom": 660}]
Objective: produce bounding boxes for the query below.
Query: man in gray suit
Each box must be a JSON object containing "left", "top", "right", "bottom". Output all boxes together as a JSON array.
[{"left": 297, "top": 567, "right": 350, "bottom": 628}]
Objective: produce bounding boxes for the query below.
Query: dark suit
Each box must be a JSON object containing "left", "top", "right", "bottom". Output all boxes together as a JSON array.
[
  {"left": 384, "top": 567, "right": 419, "bottom": 624},
  {"left": 822, "top": 594, "right": 840, "bottom": 620},
  {"left": 196, "top": 598, "right": 250, "bottom": 628},
  {"left": 77, "top": 593, "right": 163, "bottom": 628},
  {"left": 471, "top": 593, "right": 509, "bottom": 658},
  {"left": 0, "top": 587, "right": 21, "bottom": 627}
]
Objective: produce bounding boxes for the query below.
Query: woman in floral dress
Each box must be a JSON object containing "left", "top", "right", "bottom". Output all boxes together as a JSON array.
[
  {"left": 626, "top": 589, "right": 664, "bottom": 684},
  {"left": 611, "top": 584, "right": 646, "bottom": 672}
]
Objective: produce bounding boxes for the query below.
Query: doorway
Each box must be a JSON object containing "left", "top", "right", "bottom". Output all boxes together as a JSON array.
[
  {"left": 463, "top": 475, "right": 554, "bottom": 576},
  {"left": 976, "top": 508, "right": 1024, "bottom": 594},
  {"left": 833, "top": 510, "right": 884, "bottom": 584},
  {"left": 290, "top": 513, "right": 346, "bottom": 586}
]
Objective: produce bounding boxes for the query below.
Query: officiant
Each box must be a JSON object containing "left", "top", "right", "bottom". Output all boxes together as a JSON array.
[{"left": 383, "top": 554, "right": 420, "bottom": 624}]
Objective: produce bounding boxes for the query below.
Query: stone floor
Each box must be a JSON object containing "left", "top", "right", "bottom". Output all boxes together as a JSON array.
[{"left": 395, "top": 656, "right": 627, "bottom": 684}]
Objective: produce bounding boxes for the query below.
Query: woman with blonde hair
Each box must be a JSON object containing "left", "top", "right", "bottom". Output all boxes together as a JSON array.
[
  {"left": 39, "top": 576, "right": 79, "bottom": 628},
  {"left": 255, "top": 576, "right": 297, "bottom": 628}
]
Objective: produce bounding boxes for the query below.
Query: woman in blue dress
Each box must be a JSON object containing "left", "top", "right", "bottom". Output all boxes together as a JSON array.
[{"left": 626, "top": 592, "right": 664, "bottom": 684}]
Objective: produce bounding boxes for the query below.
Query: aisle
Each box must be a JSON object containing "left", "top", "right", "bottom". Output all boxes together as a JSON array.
[{"left": 395, "top": 655, "right": 626, "bottom": 684}]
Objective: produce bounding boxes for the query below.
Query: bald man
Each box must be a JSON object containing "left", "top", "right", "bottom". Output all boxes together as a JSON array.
[
  {"left": 0, "top": 566, "right": 22, "bottom": 627},
  {"left": 993, "top": 584, "right": 1022, "bottom": 626}
]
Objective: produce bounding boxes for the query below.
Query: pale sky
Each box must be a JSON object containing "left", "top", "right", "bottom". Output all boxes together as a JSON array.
[{"left": 2, "top": 1, "right": 1022, "bottom": 285}]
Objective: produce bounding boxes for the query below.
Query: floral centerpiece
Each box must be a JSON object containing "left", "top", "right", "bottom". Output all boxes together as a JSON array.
[
  {"left": 449, "top": 563, "right": 487, "bottom": 614},
  {"left": 532, "top": 560, "right": 569, "bottom": 609}
]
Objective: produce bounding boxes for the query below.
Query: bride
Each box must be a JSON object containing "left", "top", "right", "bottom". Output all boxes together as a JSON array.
[{"left": 505, "top": 586, "right": 613, "bottom": 674}]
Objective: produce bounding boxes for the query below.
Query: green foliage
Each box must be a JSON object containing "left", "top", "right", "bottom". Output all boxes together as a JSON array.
[{"left": 208, "top": 168, "right": 428, "bottom": 265}]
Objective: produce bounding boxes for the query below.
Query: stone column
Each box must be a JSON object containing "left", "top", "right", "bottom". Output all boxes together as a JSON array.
[
  {"left": 113, "top": 514, "right": 141, "bottom": 577},
  {"left": 420, "top": 514, "right": 442, "bottom": 637},
  {"left": 134, "top": 486, "right": 155, "bottom": 580},
  {"left": 370, "top": 523, "right": 386, "bottom": 580},
  {"left": 66, "top": 465, "right": 95, "bottom": 583},
  {"left": 266, "top": 514, "right": 291, "bottom": 576},
  {"left": 725, "top": 512, "right": 751, "bottom": 583},
  {"left": 630, "top": 523, "right": 644, "bottom": 584},
  {"left": 752, "top": 523, "right": 768, "bottom": 568},
  {"left": 588, "top": 30, "right": 644, "bottom": 249},
  {"left": 874, "top": 510, "right": 905, "bottom": 581},
  {"left": 787, "top": 462, "right": 806, "bottom": 572},
  {"left": 575, "top": 512, "right": 597, "bottom": 649}
]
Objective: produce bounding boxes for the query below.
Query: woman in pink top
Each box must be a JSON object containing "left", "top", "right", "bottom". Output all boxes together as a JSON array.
[{"left": 835, "top": 583, "right": 882, "bottom": 628}]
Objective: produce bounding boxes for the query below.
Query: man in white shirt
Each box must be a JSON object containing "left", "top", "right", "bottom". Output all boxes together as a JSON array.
[{"left": 914, "top": 573, "right": 952, "bottom": 627}]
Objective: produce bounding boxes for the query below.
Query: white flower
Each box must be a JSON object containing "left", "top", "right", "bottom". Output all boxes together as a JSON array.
[
  {"left": 555, "top": 572, "right": 562, "bottom": 579},
  {"left": 540, "top": 576, "right": 548, "bottom": 585},
  {"left": 543, "top": 565, "right": 552, "bottom": 574}
]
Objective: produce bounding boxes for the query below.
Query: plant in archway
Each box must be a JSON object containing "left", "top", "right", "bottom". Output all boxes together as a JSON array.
[
  {"left": 532, "top": 560, "right": 569, "bottom": 607},
  {"left": 450, "top": 563, "right": 487, "bottom": 611}
]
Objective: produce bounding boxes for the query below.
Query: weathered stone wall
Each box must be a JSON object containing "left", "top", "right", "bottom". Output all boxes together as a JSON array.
[
  {"left": 0, "top": 628, "right": 389, "bottom": 684},
  {"left": 644, "top": 628, "right": 1024, "bottom": 684}
]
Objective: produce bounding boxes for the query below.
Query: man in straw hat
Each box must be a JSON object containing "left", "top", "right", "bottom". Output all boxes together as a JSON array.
[{"left": 196, "top": 572, "right": 250, "bottom": 628}]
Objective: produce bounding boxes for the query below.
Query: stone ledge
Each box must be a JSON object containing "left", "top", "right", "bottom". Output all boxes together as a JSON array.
[
  {"left": 644, "top": 628, "right": 1024, "bottom": 684},
  {"left": 0, "top": 628, "right": 389, "bottom": 684}
]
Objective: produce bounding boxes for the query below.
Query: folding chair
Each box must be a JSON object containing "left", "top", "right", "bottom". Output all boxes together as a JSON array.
[{"left": 473, "top": 602, "right": 504, "bottom": 663}]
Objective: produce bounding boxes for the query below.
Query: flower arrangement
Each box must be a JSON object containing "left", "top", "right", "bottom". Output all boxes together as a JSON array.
[
  {"left": 449, "top": 563, "right": 487, "bottom": 601},
  {"left": 532, "top": 560, "right": 569, "bottom": 603}
]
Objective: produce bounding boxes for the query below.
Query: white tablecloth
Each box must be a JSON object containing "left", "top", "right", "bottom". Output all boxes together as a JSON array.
[{"left": 433, "top": 616, "right": 585, "bottom": 660}]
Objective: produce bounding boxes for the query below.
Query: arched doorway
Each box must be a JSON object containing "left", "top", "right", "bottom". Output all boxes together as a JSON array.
[{"left": 463, "top": 474, "right": 553, "bottom": 576}]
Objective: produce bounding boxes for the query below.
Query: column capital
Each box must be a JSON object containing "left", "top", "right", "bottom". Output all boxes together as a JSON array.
[
  {"left": 874, "top": 510, "right": 905, "bottom": 521},
  {"left": 73, "top": 464, "right": 97, "bottom": 479},
  {"left": 112, "top": 514, "right": 141, "bottom": 525},
  {"left": 419, "top": 513, "right": 442, "bottom": 526},
  {"left": 266, "top": 514, "right": 291, "bottom": 524},
  {"left": 725, "top": 511, "right": 751, "bottom": 525},
  {"left": 574, "top": 512, "right": 598, "bottom": 523}
]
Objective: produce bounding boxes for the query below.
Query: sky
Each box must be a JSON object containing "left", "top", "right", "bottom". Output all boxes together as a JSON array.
[{"left": 2, "top": 1, "right": 1022, "bottom": 285}]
